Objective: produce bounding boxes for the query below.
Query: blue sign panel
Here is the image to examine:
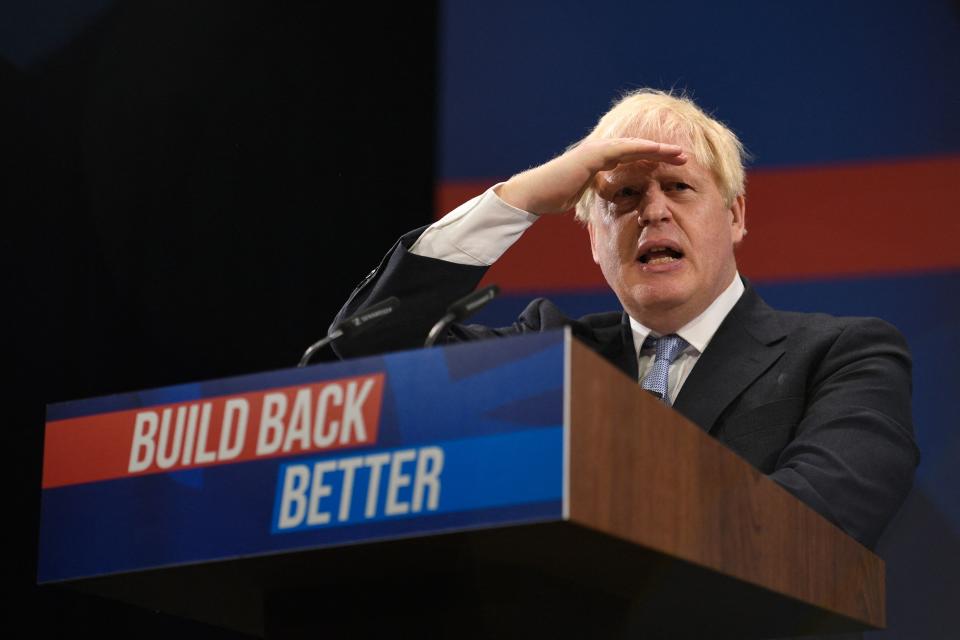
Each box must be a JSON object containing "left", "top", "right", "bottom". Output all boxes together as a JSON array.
[{"left": 39, "top": 331, "right": 567, "bottom": 583}]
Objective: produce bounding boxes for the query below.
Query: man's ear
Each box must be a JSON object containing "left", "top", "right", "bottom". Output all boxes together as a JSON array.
[
  {"left": 730, "top": 194, "right": 747, "bottom": 245},
  {"left": 587, "top": 219, "right": 601, "bottom": 265}
]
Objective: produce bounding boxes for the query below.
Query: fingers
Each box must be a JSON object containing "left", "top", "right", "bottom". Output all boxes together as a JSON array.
[
  {"left": 498, "top": 137, "right": 689, "bottom": 216},
  {"left": 591, "top": 138, "right": 687, "bottom": 170}
]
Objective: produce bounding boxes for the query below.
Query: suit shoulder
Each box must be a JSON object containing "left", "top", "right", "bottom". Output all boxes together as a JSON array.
[
  {"left": 763, "top": 309, "right": 912, "bottom": 379},
  {"left": 770, "top": 308, "right": 907, "bottom": 344}
]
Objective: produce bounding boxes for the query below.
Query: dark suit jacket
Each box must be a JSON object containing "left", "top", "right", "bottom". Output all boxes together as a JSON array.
[{"left": 334, "top": 227, "right": 919, "bottom": 550}]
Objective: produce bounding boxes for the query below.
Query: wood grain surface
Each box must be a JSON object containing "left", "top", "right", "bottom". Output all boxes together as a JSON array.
[{"left": 568, "top": 336, "right": 885, "bottom": 628}]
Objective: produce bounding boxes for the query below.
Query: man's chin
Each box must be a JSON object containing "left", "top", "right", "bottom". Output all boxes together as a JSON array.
[{"left": 619, "top": 279, "right": 694, "bottom": 322}]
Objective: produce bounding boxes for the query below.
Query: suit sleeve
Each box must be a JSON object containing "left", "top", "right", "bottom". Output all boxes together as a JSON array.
[
  {"left": 330, "top": 225, "right": 572, "bottom": 358},
  {"left": 330, "top": 227, "right": 488, "bottom": 359},
  {"left": 770, "top": 318, "right": 920, "bottom": 549},
  {"left": 330, "top": 187, "right": 542, "bottom": 358}
]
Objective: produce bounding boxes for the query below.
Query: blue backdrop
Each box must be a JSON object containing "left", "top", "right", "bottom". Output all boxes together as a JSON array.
[{"left": 439, "top": 2, "right": 960, "bottom": 637}]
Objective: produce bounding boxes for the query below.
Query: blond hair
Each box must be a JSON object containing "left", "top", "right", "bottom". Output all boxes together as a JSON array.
[{"left": 574, "top": 89, "right": 747, "bottom": 222}]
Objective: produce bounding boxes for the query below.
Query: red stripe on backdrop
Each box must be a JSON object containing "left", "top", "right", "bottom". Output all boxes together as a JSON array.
[{"left": 435, "top": 155, "right": 960, "bottom": 292}]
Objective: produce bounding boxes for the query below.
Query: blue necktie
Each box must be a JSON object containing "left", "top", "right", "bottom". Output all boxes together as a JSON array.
[{"left": 640, "top": 334, "right": 689, "bottom": 405}]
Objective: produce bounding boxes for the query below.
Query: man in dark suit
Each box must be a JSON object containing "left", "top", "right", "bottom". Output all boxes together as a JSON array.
[{"left": 334, "top": 89, "right": 918, "bottom": 550}]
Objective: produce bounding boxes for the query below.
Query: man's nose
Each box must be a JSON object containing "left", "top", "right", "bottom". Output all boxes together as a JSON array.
[{"left": 637, "top": 188, "right": 672, "bottom": 227}]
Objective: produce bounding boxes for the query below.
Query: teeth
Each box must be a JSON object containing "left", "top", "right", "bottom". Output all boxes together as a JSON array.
[{"left": 647, "top": 256, "right": 677, "bottom": 265}]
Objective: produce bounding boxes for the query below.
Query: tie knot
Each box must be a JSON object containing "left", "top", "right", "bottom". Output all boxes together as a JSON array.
[{"left": 642, "top": 334, "right": 689, "bottom": 365}]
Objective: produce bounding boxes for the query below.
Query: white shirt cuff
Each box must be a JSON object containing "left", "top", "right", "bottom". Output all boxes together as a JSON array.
[{"left": 409, "top": 185, "right": 538, "bottom": 266}]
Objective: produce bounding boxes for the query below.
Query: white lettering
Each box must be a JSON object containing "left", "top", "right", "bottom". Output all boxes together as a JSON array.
[
  {"left": 283, "top": 389, "right": 312, "bottom": 452},
  {"left": 363, "top": 453, "right": 391, "bottom": 518},
  {"left": 313, "top": 384, "right": 343, "bottom": 447},
  {"left": 385, "top": 449, "right": 416, "bottom": 515},
  {"left": 219, "top": 398, "right": 248, "bottom": 461},
  {"left": 180, "top": 404, "right": 199, "bottom": 466},
  {"left": 193, "top": 402, "right": 216, "bottom": 464},
  {"left": 337, "top": 456, "right": 364, "bottom": 522},
  {"left": 257, "top": 392, "right": 287, "bottom": 455},
  {"left": 273, "top": 447, "right": 444, "bottom": 531},
  {"left": 277, "top": 464, "right": 310, "bottom": 529},
  {"left": 128, "top": 411, "right": 158, "bottom": 472},
  {"left": 340, "top": 379, "right": 373, "bottom": 444},
  {"left": 156, "top": 407, "right": 186, "bottom": 469},
  {"left": 412, "top": 446, "right": 444, "bottom": 512},
  {"left": 307, "top": 460, "right": 337, "bottom": 525}
]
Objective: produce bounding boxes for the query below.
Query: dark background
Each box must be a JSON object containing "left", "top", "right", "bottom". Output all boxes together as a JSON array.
[{"left": 4, "top": 1, "right": 437, "bottom": 635}]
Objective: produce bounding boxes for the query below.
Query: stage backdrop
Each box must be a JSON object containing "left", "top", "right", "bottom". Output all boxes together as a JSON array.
[{"left": 435, "top": 2, "right": 960, "bottom": 638}]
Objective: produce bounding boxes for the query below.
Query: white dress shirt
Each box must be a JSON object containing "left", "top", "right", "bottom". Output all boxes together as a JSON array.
[
  {"left": 630, "top": 276, "right": 743, "bottom": 404},
  {"left": 411, "top": 186, "right": 745, "bottom": 402}
]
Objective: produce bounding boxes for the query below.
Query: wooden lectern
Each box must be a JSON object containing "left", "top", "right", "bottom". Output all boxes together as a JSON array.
[{"left": 39, "top": 331, "right": 883, "bottom": 638}]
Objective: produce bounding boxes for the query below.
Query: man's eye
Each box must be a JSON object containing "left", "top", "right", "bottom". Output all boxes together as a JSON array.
[{"left": 668, "top": 182, "right": 692, "bottom": 191}]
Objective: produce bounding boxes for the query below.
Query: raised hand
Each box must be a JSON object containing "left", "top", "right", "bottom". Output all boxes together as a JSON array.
[{"left": 495, "top": 138, "right": 687, "bottom": 215}]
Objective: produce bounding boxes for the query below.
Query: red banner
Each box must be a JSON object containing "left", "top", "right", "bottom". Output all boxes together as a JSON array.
[{"left": 43, "top": 373, "right": 385, "bottom": 488}]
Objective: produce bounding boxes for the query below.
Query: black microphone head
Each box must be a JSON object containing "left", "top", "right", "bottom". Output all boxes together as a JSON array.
[
  {"left": 300, "top": 296, "right": 401, "bottom": 367},
  {"left": 447, "top": 285, "right": 499, "bottom": 322},
  {"left": 423, "top": 285, "right": 499, "bottom": 348},
  {"left": 338, "top": 296, "right": 400, "bottom": 337}
]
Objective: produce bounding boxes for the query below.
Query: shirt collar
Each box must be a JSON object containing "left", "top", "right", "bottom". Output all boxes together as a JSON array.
[{"left": 629, "top": 273, "right": 745, "bottom": 359}]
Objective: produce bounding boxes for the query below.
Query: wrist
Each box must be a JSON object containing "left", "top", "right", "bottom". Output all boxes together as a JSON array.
[{"left": 494, "top": 179, "right": 535, "bottom": 214}]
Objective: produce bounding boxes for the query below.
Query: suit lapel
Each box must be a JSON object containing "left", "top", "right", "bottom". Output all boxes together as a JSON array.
[{"left": 672, "top": 286, "right": 786, "bottom": 434}]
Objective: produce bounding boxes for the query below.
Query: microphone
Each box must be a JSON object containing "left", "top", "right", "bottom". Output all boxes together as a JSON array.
[
  {"left": 424, "top": 285, "right": 499, "bottom": 348},
  {"left": 298, "top": 296, "right": 400, "bottom": 367}
]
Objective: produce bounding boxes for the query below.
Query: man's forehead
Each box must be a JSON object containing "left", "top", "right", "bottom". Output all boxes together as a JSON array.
[
  {"left": 602, "top": 160, "right": 659, "bottom": 182},
  {"left": 599, "top": 155, "right": 709, "bottom": 184}
]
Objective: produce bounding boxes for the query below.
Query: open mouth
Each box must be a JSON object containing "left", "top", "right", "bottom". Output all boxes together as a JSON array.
[{"left": 638, "top": 246, "right": 684, "bottom": 265}]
